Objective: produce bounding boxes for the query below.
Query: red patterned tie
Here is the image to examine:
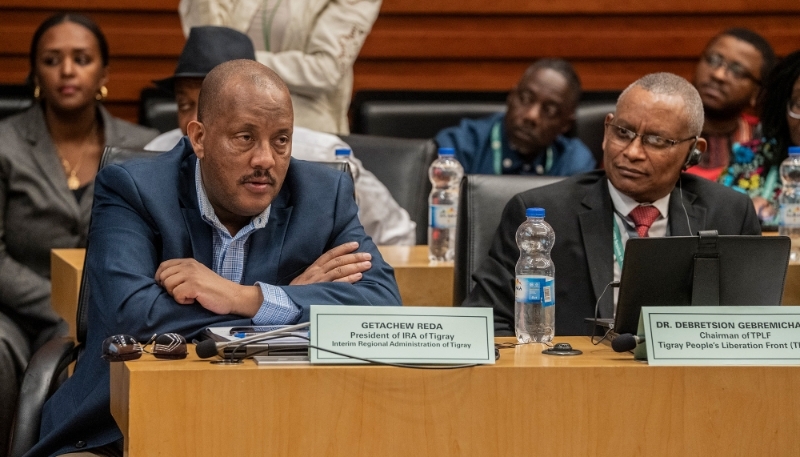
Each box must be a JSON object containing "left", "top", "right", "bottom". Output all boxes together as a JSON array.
[{"left": 628, "top": 205, "right": 661, "bottom": 238}]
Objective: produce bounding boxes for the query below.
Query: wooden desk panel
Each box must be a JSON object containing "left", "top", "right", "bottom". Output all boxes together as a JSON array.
[
  {"left": 377, "top": 245, "right": 453, "bottom": 306},
  {"left": 110, "top": 337, "right": 799, "bottom": 456},
  {"left": 782, "top": 263, "right": 800, "bottom": 305},
  {"left": 50, "top": 249, "right": 85, "bottom": 339}
]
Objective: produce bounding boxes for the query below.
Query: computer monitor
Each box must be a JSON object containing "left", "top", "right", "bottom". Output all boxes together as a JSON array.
[{"left": 613, "top": 233, "right": 791, "bottom": 335}]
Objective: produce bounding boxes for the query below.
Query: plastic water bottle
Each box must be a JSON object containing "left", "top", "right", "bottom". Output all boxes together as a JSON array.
[
  {"left": 428, "top": 147, "right": 464, "bottom": 262},
  {"left": 779, "top": 146, "right": 800, "bottom": 261},
  {"left": 515, "top": 207, "right": 555, "bottom": 343},
  {"left": 334, "top": 148, "right": 359, "bottom": 183}
]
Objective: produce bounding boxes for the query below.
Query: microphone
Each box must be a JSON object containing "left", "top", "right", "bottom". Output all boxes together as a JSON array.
[
  {"left": 611, "top": 333, "right": 645, "bottom": 352},
  {"left": 195, "top": 321, "right": 310, "bottom": 359},
  {"left": 196, "top": 339, "right": 227, "bottom": 359}
]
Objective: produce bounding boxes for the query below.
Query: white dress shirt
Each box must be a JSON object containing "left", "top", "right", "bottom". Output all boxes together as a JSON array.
[{"left": 607, "top": 182, "right": 671, "bottom": 311}]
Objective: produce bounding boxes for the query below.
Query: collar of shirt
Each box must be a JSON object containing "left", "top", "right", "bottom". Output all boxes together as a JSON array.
[
  {"left": 194, "top": 159, "right": 270, "bottom": 237},
  {"left": 499, "top": 121, "right": 565, "bottom": 175},
  {"left": 607, "top": 180, "right": 670, "bottom": 221}
]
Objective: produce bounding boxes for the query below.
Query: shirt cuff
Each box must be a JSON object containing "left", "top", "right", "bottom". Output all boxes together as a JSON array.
[{"left": 252, "top": 282, "right": 302, "bottom": 325}]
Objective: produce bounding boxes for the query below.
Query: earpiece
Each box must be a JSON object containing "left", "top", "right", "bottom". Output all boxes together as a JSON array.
[{"left": 683, "top": 139, "right": 702, "bottom": 170}]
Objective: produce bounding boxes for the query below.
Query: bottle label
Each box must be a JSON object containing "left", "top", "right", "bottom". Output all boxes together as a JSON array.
[
  {"left": 430, "top": 204, "right": 457, "bottom": 229},
  {"left": 780, "top": 203, "right": 800, "bottom": 227},
  {"left": 515, "top": 275, "right": 554, "bottom": 307}
]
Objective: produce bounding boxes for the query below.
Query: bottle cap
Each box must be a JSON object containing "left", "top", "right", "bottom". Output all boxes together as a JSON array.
[
  {"left": 438, "top": 147, "right": 456, "bottom": 156},
  {"left": 335, "top": 148, "right": 351, "bottom": 157},
  {"left": 789, "top": 146, "right": 800, "bottom": 156},
  {"left": 526, "top": 207, "right": 545, "bottom": 218}
]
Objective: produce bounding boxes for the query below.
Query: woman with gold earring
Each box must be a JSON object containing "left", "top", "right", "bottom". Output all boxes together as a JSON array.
[{"left": 0, "top": 13, "right": 158, "bottom": 449}]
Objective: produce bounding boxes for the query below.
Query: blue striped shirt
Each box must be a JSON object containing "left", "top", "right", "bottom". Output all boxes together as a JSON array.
[{"left": 195, "top": 161, "right": 301, "bottom": 324}]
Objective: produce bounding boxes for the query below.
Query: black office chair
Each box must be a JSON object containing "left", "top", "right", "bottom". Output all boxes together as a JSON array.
[
  {"left": 138, "top": 87, "right": 179, "bottom": 134},
  {"left": 574, "top": 101, "right": 615, "bottom": 166},
  {"left": 0, "top": 84, "right": 34, "bottom": 121},
  {"left": 355, "top": 100, "right": 506, "bottom": 139},
  {"left": 8, "top": 147, "right": 161, "bottom": 457},
  {"left": 340, "top": 134, "right": 437, "bottom": 244},
  {"left": 453, "top": 174, "right": 563, "bottom": 306},
  {"left": 350, "top": 90, "right": 508, "bottom": 138}
]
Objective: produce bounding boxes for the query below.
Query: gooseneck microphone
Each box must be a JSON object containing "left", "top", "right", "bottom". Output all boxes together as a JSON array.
[
  {"left": 195, "top": 322, "right": 310, "bottom": 359},
  {"left": 611, "top": 333, "right": 645, "bottom": 352}
]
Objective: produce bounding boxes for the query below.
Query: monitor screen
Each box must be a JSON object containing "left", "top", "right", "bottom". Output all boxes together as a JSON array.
[{"left": 613, "top": 235, "right": 790, "bottom": 335}]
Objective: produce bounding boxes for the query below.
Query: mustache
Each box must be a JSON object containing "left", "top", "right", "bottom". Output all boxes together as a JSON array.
[
  {"left": 238, "top": 168, "right": 276, "bottom": 185},
  {"left": 700, "top": 81, "right": 726, "bottom": 93}
]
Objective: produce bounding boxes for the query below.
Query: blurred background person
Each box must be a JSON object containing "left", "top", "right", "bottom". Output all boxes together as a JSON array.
[
  {"left": 688, "top": 28, "right": 776, "bottom": 180},
  {"left": 146, "top": 26, "right": 415, "bottom": 245},
  {"left": 0, "top": 13, "right": 158, "bottom": 448},
  {"left": 434, "top": 59, "right": 595, "bottom": 176},
  {"left": 718, "top": 50, "right": 800, "bottom": 223},
  {"left": 178, "top": 0, "right": 382, "bottom": 135}
]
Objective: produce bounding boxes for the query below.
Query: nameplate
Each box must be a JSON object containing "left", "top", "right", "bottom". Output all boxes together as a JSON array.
[
  {"left": 309, "top": 305, "right": 495, "bottom": 365},
  {"left": 641, "top": 306, "right": 800, "bottom": 366}
]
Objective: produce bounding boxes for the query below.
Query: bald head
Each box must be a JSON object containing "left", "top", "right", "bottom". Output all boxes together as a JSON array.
[
  {"left": 619, "top": 72, "right": 704, "bottom": 135},
  {"left": 197, "top": 59, "right": 291, "bottom": 125},
  {"left": 186, "top": 58, "right": 294, "bottom": 235}
]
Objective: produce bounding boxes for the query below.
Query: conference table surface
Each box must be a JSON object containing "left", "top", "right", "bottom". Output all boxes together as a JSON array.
[{"left": 109, "top": 336, "right": 798, "bottom": 457}]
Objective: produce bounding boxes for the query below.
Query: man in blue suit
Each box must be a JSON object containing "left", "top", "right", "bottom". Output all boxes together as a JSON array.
[{"left": 30, "top": 60, "right": 401, "bottom": 456}]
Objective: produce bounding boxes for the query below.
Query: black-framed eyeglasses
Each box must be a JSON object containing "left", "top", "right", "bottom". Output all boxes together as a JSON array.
[
  {"left": 511, "top": 88, "right": 563, "bottom": 119},
  {"left": 788, "top": 101, "right": 800, "bottom": 120},
  {"left": 702, "top": 53, "right": 761, "bottom": 84},
  {"left": 604, "top": 123, "right": 697, "bottom": 153},
  {"left": 102, "top": 333, "right": 188, "bottom": 362}
]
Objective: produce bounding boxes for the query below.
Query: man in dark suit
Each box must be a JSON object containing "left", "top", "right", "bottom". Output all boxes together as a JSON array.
[
  {"left": 463, "top": 72, "right": 760, "bottom": 337},
  {"left": 30, "top": 60, "right": 401, "bottom": 456}
]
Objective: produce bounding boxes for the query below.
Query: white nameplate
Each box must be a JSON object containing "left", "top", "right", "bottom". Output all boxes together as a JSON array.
[
  {"left": 309, "top": 305, "right": 495, "bottom": 365},
  {"left": 642, "top": 306, "right": 800, "bottom": 366}
]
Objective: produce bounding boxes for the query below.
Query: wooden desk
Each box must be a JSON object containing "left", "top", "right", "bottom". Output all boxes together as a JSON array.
[
  {"left": 782, "top": 263, "right": 800, "bottom": 305},
  {"left": 377, "top": 245, "right": 453, "bottom": 306},
  {"left": 109, "top": 337, "right": 799, "bottom": 456},
  {"left": 50, "top": 249, "right": 85, "bottom": 339}
]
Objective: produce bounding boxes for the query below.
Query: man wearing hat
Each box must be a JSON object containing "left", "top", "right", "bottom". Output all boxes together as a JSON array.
[{"left": 146, "top": 26, "right": 416, "bottom": 245}]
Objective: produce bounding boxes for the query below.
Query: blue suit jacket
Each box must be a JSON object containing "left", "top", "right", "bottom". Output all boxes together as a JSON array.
[{"left": 30, "top": 141, "right": 401, "bottom": 456}]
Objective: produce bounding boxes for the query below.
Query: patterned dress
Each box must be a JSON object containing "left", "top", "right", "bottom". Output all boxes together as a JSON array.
[{"left": 717, "top": 137, "right": 781, "bottom": 223}]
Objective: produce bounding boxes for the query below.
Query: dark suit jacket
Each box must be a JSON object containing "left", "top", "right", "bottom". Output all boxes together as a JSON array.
[
  {"left": 463, "top": 170, "right": 761, "bottom": 336},
  {"left": 30, "top": 141, "right": 401, "bottom": 456}
]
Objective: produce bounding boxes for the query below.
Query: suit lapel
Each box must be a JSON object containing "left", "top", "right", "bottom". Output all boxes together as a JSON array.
[
  {"left": 243, "top": 186, "right": 292, "bottom": 285},
  {"left": 177, "top": 150, "right": 213, "bottom": 267},
  {"left": 577, "top": 176, "right": 615, "bottom": 311},
  {"left": 668, "top": 178, "right": 704, "bottom": 236},
  {"left": 23, "top": 105, "right": 81, "bottom": 217},
  {"left": 98, "top": 105, "right": 128, "bottom": 148}
]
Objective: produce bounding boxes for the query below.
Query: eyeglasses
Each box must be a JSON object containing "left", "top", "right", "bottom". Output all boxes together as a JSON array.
[
  {"left": 604, "top": 123, "right": 697, "bottom": 153},
  {"left": 789, "top": 101, "right": 800, "bottom": 120},
  {"left": 512, "top": 89, "right": 563, "bottom": 119},
  {"left": 102, "top": 333, "right": 188, "bottom": 362},
  {"left": 702, "top": 53, "right": 761, "bottom": 84}
]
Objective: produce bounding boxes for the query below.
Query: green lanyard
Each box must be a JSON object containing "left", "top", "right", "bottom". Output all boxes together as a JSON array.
[
  {"left": 612, "top": 217, "right": 625, "bottom": 271},
  {"left": 491, "top": 121, "right": 552, "bottom": 175},
  {"left": 761, "top": 166, "right": 778, "bottom": 200}
]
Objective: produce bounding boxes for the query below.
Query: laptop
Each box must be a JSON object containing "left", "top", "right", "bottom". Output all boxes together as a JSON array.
[{"left": 610, "top": 234, "right": 790, "bottom": 335}]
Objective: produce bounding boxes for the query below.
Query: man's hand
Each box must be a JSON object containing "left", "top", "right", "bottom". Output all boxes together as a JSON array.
[
  {"left": 290, "top": 241, "right": 372, "bottom": 285},
  {"left": 155, "top": 258, "right": 263, "bottom": 317},
  {"left": 752, "top": 196, "right": 776, "bottom": 222}
]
